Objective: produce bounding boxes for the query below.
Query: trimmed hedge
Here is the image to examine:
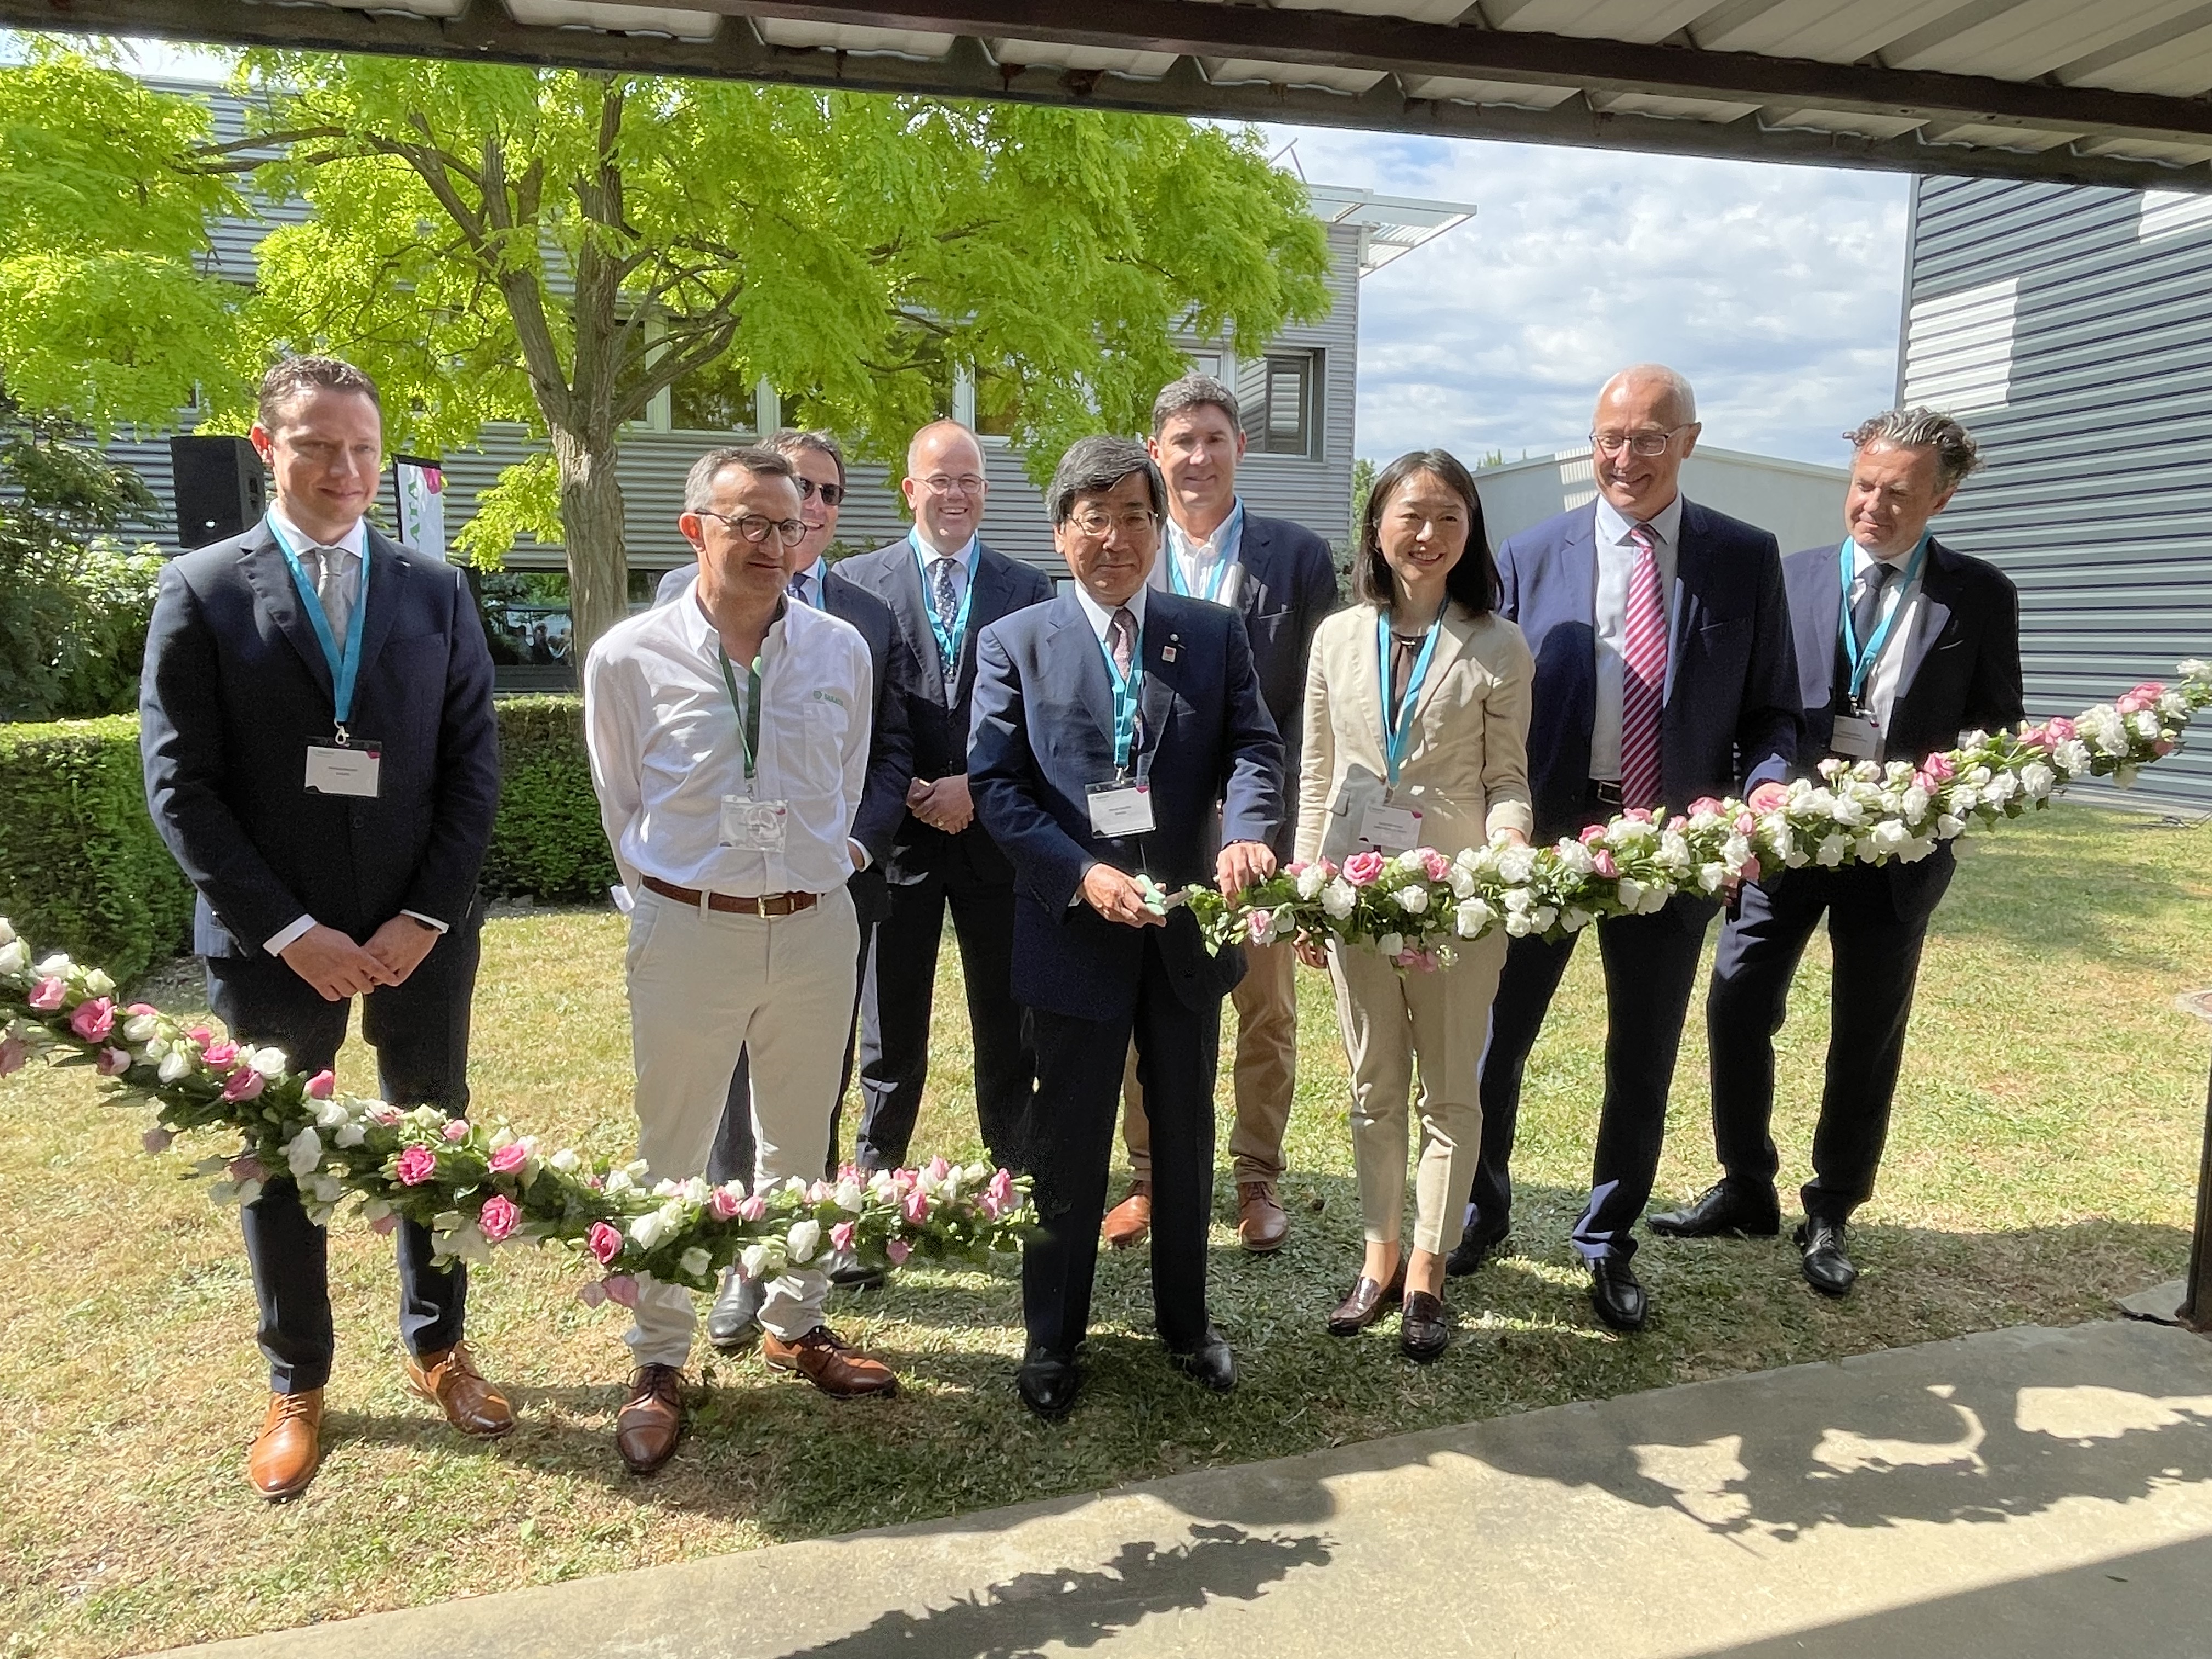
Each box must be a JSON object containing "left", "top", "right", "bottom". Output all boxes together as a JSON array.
[{"left": 0, "top": 696, "right": 613, "bottom": 980}]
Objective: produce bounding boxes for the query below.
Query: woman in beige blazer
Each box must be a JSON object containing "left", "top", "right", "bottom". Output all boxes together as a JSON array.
[{"left": 1294, "top": 449, "right": 1533, "bottom": 1361}]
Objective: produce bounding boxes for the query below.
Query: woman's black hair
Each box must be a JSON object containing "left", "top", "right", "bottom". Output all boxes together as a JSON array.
[{"left": 1352, "top": 448, "right": 1498, "bottom": 617}]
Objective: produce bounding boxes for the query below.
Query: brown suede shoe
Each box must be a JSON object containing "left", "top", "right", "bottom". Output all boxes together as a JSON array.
[
  {"left": 404, "top": 1341, "right": 515, "bottom": 1438},
  {"left": 761, "top": 1326, "right": 900, "bottom": 1398},
  {"left": 1102, "top": 1181, "right": 1152, "bottom": 1250},
  {"left": 247, "top": 1389, "right": 324, "bottom": 1501},
  {"left": 616, "top": 1364, "right": 686, "bottom": 1475},
  {"left": 1236, "top": 1181, "right": 1289, "bottom": 1253}
]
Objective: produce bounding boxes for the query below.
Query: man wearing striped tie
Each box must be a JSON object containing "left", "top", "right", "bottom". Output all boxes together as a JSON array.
[{"left": 1447, "top": 365, "right": 1803, "bottom": 1333}]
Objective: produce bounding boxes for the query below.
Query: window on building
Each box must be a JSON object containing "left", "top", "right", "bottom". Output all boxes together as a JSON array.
[
  {"left": 669, "top": 363, "right": 758, "bottom": 434},
  {"left": 1186, "top": 352, "right": 1222, "bottom": 382},
  {"left": 1239, "top": 352, "right": 1321, "bottom": 458}
]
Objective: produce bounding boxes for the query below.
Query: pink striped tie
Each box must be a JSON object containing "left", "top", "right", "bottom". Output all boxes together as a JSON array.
[{"left": 1621, "top": 523, "right": 1666, "bottom": 811}]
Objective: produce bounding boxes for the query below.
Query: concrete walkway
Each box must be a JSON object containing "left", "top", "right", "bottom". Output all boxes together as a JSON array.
[{"left": 170, "top": 1318, "right": 2212, "bottom": 1659}]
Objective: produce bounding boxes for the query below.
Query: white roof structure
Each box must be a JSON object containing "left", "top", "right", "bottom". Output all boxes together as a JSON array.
[
  {"left": 14, "top": 1, "right": 2212, "bottom": 194},
  {"left": 1306, "top": 183, "right": 1477, "bottom": 276}
]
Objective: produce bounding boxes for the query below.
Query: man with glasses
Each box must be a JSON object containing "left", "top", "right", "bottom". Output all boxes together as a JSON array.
[
  {"left": 837, "top": 421, "right": 1052, "bottom": 1178},
  {"left": 655, "top": 430, "right": 918, "bottom": 1345},
  {"left": 1450, "top": 364, "right": 1802, "bottom": 1335},
  {"left": 585, "top": 445, "right": 900, "bottom": 1477},
  {"left": 969, "top": 436, "right": 1283, "bottom": 1418}
]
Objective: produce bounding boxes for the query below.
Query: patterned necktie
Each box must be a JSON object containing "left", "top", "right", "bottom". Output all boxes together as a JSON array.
[
  {"left": 1109, "top": 606, "right": 1140, "bottom": 753},
  {"left": 1620, "top": 523, "right": 1666, "bottom": 811},
  {"left": 929, "top": 557, "right": 960, "bottom": 637},
  {"left": 308, "top": 545, "right": 354, "bottom": 644}
]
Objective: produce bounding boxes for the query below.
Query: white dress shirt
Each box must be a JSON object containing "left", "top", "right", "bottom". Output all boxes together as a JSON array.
[
  {"left": 1847, "top": 539, "right": 1926, "bottom": 737},
  {"left": 1074, "top": 578, "right": 1148, "bottom": 643},
  {"left": 911, "top": 531, "right": 978, "bottom": 613},
  {"left": 1148, "top": 500, "right": 1245, "bottom": 608},
  {"left": 1588, "top": 493, "right": 1684, "bottom": 783},
  {"left": 585, "top": 590, "right": 873, "bottom": 899}
]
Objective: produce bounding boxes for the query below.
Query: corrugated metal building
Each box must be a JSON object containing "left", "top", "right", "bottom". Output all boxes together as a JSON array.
[{"left": 1900, "top": 175, "right": 2212, "bottom": 811}]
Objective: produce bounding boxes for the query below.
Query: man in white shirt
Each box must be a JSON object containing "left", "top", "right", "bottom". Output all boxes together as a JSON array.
[{"left": 585, "top": 445, "right": 897, "bottom": 1476}]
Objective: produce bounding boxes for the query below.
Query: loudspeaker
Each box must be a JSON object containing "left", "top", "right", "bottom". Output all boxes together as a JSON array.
[{"left": 170, "top": 436, "right": 268, "bottom": 549}]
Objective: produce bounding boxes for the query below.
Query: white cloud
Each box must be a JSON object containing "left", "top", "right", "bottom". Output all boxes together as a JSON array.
[{"left": 1262, "top": 125, "right": 1910, "bottom": 470}]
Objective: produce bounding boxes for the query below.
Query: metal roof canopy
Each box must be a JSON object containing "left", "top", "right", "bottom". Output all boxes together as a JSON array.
[{"left": 11, "top": 0, "right": 2212, "bottom": 193}]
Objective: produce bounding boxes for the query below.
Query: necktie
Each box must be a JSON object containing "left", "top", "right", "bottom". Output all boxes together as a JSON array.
[
  {"left": 308, "top": 545, "right": 354, "bottom": 645},
  {"left": 787, "top": 571, "right": 811, "bottom": 607},
  {"left": 929, "top": 556, "right": 960, "bottom": 636},
  {"left": 1620, "top": 523, "right": 1666, "bottom": 812},
  {"left": 1851, "top": 558, "right": 1897, "bottom": 649},
  {"left": 1108, "top": 606, "right": 1136, "bottom": 680}
]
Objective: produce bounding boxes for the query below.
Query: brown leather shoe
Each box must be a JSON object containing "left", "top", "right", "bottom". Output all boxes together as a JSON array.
[
  {"left": 1326, "top": 1256, "right": 1407, "bottom": 1336},
  {"left": 405, "top": 1342, "right": 515, "bottom": 1438},
  {"left": 761, "top": 1325, "right": 900, "bottom": 1398},
  {"left": 1401, "top": 1289, "right": 1451, "bottom": 1363},
  {"left": 1102, "top": 1181, "right": 1152, "bottom": 1250},
  {"left": 1236, "top": 1181, "right": 1290, "bottom": 1253},
  {"left": 247, "top": 1389, "right": 324, "bottom": 1501},
  {"left": 616, "top": 1364, "right": 686, "bottom": 1475}
]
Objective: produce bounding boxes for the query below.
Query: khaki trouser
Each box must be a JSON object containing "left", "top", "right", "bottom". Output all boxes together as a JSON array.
[
  {"left": 1121, "top": 938, "right": 1297, "bottom": 1187},
  {"left": 1325, "top": 929, "right": 1505, "bottom": 1256},
  {"left": 622, "top": 883, "right": 859, "bottom": 1365}
]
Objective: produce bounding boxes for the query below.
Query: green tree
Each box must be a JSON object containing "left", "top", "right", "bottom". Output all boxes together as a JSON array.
[{"left": 0, "top": 50, "right": 1331, "bottom": 653}]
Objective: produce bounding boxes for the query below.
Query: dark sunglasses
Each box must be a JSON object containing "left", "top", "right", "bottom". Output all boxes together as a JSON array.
[{"left": 795, "top": 477, "right": 847, "bottom": 507}]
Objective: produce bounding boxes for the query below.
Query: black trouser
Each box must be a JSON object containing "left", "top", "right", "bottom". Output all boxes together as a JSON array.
[
  {"left": 1023, "top": 932, "right": 1218, "bottom": 1358},
  {"left": 205, "top": 908, "right": 482, "bottom": 1394},
  {"left": 1706, "top": 861, "right": 1940, "bottom": 1222},
  {"left": 854, "top": 863, "right": 1034, "bottom": 1173},
  {"left": 706, "top": 923, "right": 870, "bottom": 1188},
  {"left": 1469, "top": 893, "right": 1715, "bottom": 1262}
]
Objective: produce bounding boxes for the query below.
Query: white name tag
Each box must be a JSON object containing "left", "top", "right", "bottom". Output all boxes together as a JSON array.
[
  {"left": 720, "top": 794, "right": 788, "bottom": 851},
  {"left": 305, "top": 743, "right": 381, "bottom": 798},
  {"left": 1086, "top": 780, "right": 1155, "bottom": 838},
  {"left": 1358, "top": 800, "right": 1423, "bottom": 853},
  {"left": 1830, "top": 712, "right": 1883, "bottom": 761}
]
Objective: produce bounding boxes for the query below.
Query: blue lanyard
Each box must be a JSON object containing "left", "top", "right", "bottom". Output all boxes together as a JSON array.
[
  {"left": 1837, "top": 535, "right": 1927, "bottom": 703},
  {"left": 910, "top": 531, "right": 975, "bottom": 675},
  {"left": 1166, "top": 502, "right": 1242, "bottom": 603},
  {"left": 1097, "top": 619, "right": 1144, "bottom": 776},
  {"left": 1375, "top": 602, "right": 1447, "bottom": 791},
  {"left": 269, "top": 516, "right": 371, "bottom": 732}
]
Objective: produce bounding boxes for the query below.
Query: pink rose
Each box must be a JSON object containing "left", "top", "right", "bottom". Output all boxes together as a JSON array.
[
  {"left": 1420, "top": 849, "right": 1452, "bottom": 882},
  {"left": 304, "top": 1070, "right": 336, "bottom": 1099},
  {"left": 885, "top": 1239, "right": 913, "bottom": 1266},
  {"left": 442, "top": 1119, "right": 470, "bottom": 1143},
  {"left": 222, "top": 1067, "right": 266, "bottom": 1103},
  {"left": 986, "top": 1169, "right": 1019, "bottom": 1217},
  {"left": 477, "top": 1194, "right": 521, "bottom": 1243},
  {"left": 394, "top": 1145, "right": 438, "bottom": 1186},
  {"left": 808, "top": 1179, "right": 834, "bottom": 1204},
  {"left": 1912, "top": 768, "right": 1940, "bottom": 795},
  {"left": 2155, "top": 738, "right": 2177, "bottom": 757},
  {"left": 370, "top": 1212, "right": 400, "bottom": 1236},
  {"left": 737, "top": 1193, "right": 768, "bottom": 1222},
  {"left": 1622, "top": 807, "right": 1654, "bottom": 823},
  {"left": 708, "top": 1187, "right": 741, "bottom": 1221},
  {"left": 1591, "top": 848, "right": 1618, "bottom": 879},
  {"left": 186, "top": 1025, "right": 212, "bottom": 1046},
  {"left": 902, "top": 1189, "right": 930, "bottom": 1226},
  {"left": 126, "top": 1002, "right": 157, "bottom": 1018},
  {"left": 142, "top": 1126, "right": 174, "bottom": 1154},
  {"left": 1286, "top": 859, "right": 1308, "bottom": 877},
  {"left": 368, "top": 1103, "right": 402, "bottom": 1127},
  {"left": 1343, "top": 851, "right": 1385, "bottom": 887},
  {"left": 2045, "top": 716, "right": 2076, "bottom": 743},
  {"left": 1578, "top": 823, "right": 1607, "bottom": 847},
  {"left": 1315, "top": 859, "right": 1338, "bottom": 880},
  {"left": 488, "top": 1142, "right": 527, "bottom": 1175},
  {"left": 1246, "top": 909, "right": 1273, "bottom": 944},
  {"left": 1686, "top": 797, "right": 1723, "bottom": 818},
  {"left": 1735, "top": 811, "right": 1757, "bottom": 836},
  {"left": 229, "top": 1155, "right": 267, "bottom": 1184},
  {"left": 0, "top": 1037, "right": 28, "bottom": 1076},
  {"left": 830, "top": 1220, "right": 857, "bottom": 1252},
  {"left": 587, "top": 1220, "right": 623, "bottom": 1266},
  {"left": 95, "top": 1046, "right": 131, "bottom": 1076},
  {"left": 1740, "top": 857, "right": 1763, "bottom": 884},
  {"left": 926, "top": 1156, "right": 951, "bottom": 1182},
  {"left": 1920, "top": 752, "right": 1956, "bottom": 784},
  {"left": 575, "top": 1279, "right": 607, "bottom": 1308},
  {"left": 201, "top": 1041, "right": 238, "bottom": 1071},
  {"left": 27, "top": 977, "right": 67, "bottom": 1012},
  {"left": 602, "top": 1274, "right": 640, "bottom": 1308},
  {"left": 2118, "top": 681, "right": 2165, "bottom": 714}
]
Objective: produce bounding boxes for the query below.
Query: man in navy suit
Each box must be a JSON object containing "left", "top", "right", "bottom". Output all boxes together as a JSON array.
[
  {"left": 1654, "top": 409, "right": 2022, "bottom": 1295},
  {"left": 970, "top": 436, "right": 1284, "bottom": 1418},
  {"left": 653, "top": 429, "right": 918, "bottom": 1347},
  {"left": 835, "top": 422, "right": 1052, "bottom": 1178},
  {"left": 1102, "top": 373, "right": 1338, "bottom": 1257},
  {"left": 1451, "top": 364, "right": 1803, "bottom": 1333},
  {"left": 140, "top": 357, "right": 509, "bottom": 1500}
]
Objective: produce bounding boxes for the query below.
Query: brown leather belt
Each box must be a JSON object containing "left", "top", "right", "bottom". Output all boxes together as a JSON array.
[{"left": 641, "top": 875, "right": 819, "bottom": 917}]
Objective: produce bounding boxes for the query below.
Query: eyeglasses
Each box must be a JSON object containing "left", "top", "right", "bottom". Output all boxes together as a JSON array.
[
  {"left": 794, "top": 477, "right": 847, "bottom": 507},
  {"left": 695, "top": 510, "right": 809, "bottom": 546},
  {"left": 1590, "top": 427, "right": 1691, "bottom": 458},
  {"left": 1068, "top": 508, "right": 1159, "bottom": 539},
  {"left": 918, "top": 473, "right": 986, "bottom": 496}
]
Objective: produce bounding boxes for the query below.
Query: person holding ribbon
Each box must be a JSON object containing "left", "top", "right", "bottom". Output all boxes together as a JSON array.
[
  {"left": 1291, "top": 449, "right": 1533, "bottom": 1361},
  {"left": 1655, "top": 409, "right": 2022, "bottom": 1297},
  {"left": 139, "top": 356, "right": 510, "bottom": 1500}
]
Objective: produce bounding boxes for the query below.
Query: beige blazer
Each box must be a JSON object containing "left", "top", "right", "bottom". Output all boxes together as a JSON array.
[{"left": 1296, "top": 600, "right": 1535, "bottom": 867}]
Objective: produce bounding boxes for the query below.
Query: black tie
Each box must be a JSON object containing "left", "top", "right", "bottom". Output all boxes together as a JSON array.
[{"left": 1850, "top": 558, "right": 1897, "bottom": 651}]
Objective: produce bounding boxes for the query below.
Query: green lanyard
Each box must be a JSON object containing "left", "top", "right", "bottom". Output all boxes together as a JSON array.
[
  {"left": 267, "top": 517, "right": 371, "bottom": 733},
  {"left": 1837, "top": 535, "right": 1928, "bottom": 704},
  {"left": 716, "top": 646, "right": 764, "bottom": 780},
  {"left": 1375, "top": 601, "right": 1447, "bottom": 791},
  {"left": 1166, "top": 502, "right": 1242, "bottom": 603}
]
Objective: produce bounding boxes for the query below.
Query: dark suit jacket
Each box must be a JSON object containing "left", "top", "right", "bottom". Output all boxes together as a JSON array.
[
  {"left": 140, "top": 519, "right": 500, "bottom": 957},
  {"left": 1216, "top": 512, "right": 1338, "bottom": 858},
  {"left": 834, "top": 537, "right": 1053, "bottom": 885},
  {"left": 655, "top": 562, "right": 918, "bottom": 924},
  {"left": 969, "top": 591, "right": 1284, "bottom": 1022},
  {"left": 1780, "top": 534, "right": 2024, "bottom": 921},
  {"left": 1498, "top": 498, "right": 1803, "bottom": 844}
]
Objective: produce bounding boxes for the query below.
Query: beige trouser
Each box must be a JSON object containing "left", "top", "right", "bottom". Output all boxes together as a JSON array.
[
  {"left": 1325, "top": 930, "right": 1505, "bottom": 1256},
  {"left": 1121, "top": 938, "right": 1297, "bottom": 1187},
  {"left": 622, "top": 882, "right": 859, "bottom": 1365}
]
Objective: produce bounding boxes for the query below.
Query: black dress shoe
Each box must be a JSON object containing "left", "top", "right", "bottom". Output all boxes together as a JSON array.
[
  {"left": 1015, "top": 1347, "right": 1081, "bottom": 1420},
  {"left": 1647, "top": 1181, "right": 1782, "bottom": 1239},
  {"left": 705, "top": 1266, "right": 764, "bottom": 1352},
  {"left": 1589, "top": 1256, "right": 1648, "bottom": 1332},
  {"left": 828, "top": 1252, "right": 887, "bottom": 1291},
  {"left": 1796, "top": 1216, "right": 1858, "bottom": 1297},
  {"left": 1327, "top": 1257, "right": 1407, "bottom": 1336},
  {"left": 1445, "top": 1223, "right": 1510, "bottom": 1278},
  {"left": 1399, "top": 1290, "right": 1449, "bottom": 1363},
  {"left": 1166, "top": 1327, "right": 1237, "bottom": 1393}
]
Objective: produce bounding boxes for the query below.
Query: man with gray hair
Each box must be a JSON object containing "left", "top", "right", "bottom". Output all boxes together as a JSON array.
[
  {"left": 1655, "top": 408, "right": 2022, "bottom": 1298},
  {"left": 969, "top": 435, "right": 1284, "bottom": 1418}
]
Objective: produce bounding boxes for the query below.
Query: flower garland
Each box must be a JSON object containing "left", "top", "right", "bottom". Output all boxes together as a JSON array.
[
  {"left": 0, "top": 944, "right": 1032, "bottom": 1307},
  {"left": 1187, "top": 660, "right": 2212, "bottom": 966}
]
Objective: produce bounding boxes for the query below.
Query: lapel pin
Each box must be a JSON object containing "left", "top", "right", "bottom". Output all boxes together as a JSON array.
[{"left": 1163, "top": 633, "right": 1180, "bottom": 662}]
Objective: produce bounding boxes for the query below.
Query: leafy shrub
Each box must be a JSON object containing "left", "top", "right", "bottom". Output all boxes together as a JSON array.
[{"left": 483, "top": 696, "right": 614, "bottom": 901}]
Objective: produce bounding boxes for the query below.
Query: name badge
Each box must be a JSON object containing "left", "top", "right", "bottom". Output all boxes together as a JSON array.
[
  {"left": 305, "top": 742, "right": 381, "bottom": 798},
  {"left": 1358, "top": 800, "right": 1423, "bottom": 853},
  {"left": 720, "top": 794, "right": 788, "bottom": 851},
  {"left": 1830, "top": 712, "right": 1883, "bottom": 762},
  {"left": 1086, "top": 778, "right": 1155, "bottom": 838}
]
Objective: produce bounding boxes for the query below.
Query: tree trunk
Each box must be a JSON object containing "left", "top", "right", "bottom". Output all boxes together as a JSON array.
[{"left": 552, "top": 425, "right": 629, "bottom": 660}]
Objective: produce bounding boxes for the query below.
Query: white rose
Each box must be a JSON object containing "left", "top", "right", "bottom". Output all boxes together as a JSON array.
[
  {"left": 2018, "top": 761, "right": 2054, "bottom": 799},
  {"left": 604, "top": 1167, "right": 635, "bottom": 1197},
  {"left": 1640, "top": 881, "right": 1674, "bottom": 913},
  {"left": 1529, "top": 905, "right": 1559, "bottom": 933},
  {"left": 1448, "top": 867, "right": 1477, "bottom": 900},
  {"left": 0, "top": 918, "right": 13, "bottom": 945},
  {"left": 1984, "top": 772, "right": 2018, "bottom": 804},
  {"left": 32, "top": 953, "right": 70, "bottom": 977},
  {"left": 2052, "top": 740, "right": 2091, "bottom": 774},
  {"left": 1656, "top": 832, "right": 1692, "bottom": 876},
  {"left": 1555, "top": 841, "right": 1595, "bottom": 878},
  {"left": 1321, "top": 879, "right": 1357, "bottom": 919},
  {"left": 82, "top": 968, "right": 115, "bottom": 997},
  {"left": 2135, "top": 709, "right": 2162, "bottom": 740},
  {"left": 1936, "top": 813, "right": 1965, "bottom": 838},
  {"left": 1698, "top": 863, "right": 1726, "bottom": 894},
  {"left": 550, "top": 1147, "right": 582, "bottom": 1173},
  {"left": 1453, "top": 899, "right": 1494, "bottom": 939},
  {"left": 158, "top": 1049, "right": 193, "bottom": 1084},
  {"left": 1816, "top": 834, "right": 1849, "bottom": 868},
  {"left": 1396, "top": 885, "right": 1430, "bottom": 915},
  {"left": 1504, "top": 911, "right": 1532, "bottom": 938},
  {"left": 1950, "top": 786, "right": 1979, "bottom": 812},
  {"left": 1830, "top": 794, "right": 1866, "bottom": 826},
  {"left": 1502, "top": 887, "right": 1533, "bottom": 913},
  {"left": 313, "top": 1097, "right": 350, "bottom": 1128},
  {"left": 285, "top": 1126, "right": 323, "bottom": 1178},
  {"left": 121, "top": 1013, "right": 160, "bottom": 1043},
  {"left": 1395, "top": 848, "right": 1427, "bottom": 873},
  {"left": 1376, "top": 932, "right": 1404, "bottom": 958},
  {"left": 1496, "top": 846, "right": 1537, "bottom": 885},
  {"left": 1855, "top": 835, "right": 1882, "bottom": 863},
  {"left": 1295, "top": 864, "right": 1325, "bottom": 899},
  {"left": 1870, "top": 820, "right": 1910, "bottom": 853},
  {"left": 740, "top": 1242, "right": 774, "bottom": 1279},
  {"left": 2161, "top": 691, "right": 2191, "bottom": 718},
  {"left": 1900, "top": 785, "right": 1929, "bottom": 822},
  {"left": 1604, "top": 816, "right": 1656, "bottom": 847},
  {"left": 1615, "top": 877, "right": 1644, "bottom": 912},
  {"left": 628, "top": 1210, "right": 668, "bottom": 1250},
  {"left": 0, "top": 940, "right": 25, "bottom": 975},
  {"left": 1562, "top": 907, "right": 1594, "bottom": 933},
  {"left": 250, "top": 1046, "right": 289, "bottom": 1077},
  {"left": 786, "top": 1218, "right": 823, "bottom": 1263},
  {"left": 335, "top": 1123, "right": 366, "bottom": 1149},
  {"left": 835, "top": 1178, "right": 865, "bottom": 1213},
  {"left": 679, "top": 1246, "right": 712, "bottom": 1279}
]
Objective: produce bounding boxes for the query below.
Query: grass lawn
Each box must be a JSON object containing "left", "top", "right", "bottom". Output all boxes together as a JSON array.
[{"left": 3, "top": 802, "right": 2209, "bottom": 1656}]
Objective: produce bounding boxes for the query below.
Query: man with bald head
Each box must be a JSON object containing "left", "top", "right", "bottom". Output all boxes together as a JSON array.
[
  {"left": 1452, "top": 364, "right": 1802, "bottom": 1333},
  {"left": 836, "top": 421, "right": 1052, "bottom": 1178}
]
